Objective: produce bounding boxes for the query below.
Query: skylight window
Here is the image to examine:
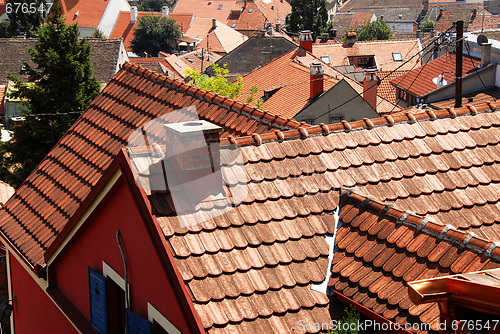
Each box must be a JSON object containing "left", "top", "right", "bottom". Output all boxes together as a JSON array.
[
  {"left": 248, "top": 8, "right": 253, "bottom": 13},
  {"left": 321, "top": 56, "right": 330, "bottom": 64},
  {"left": 392, "top": 52, "right": 402, "bottom": 61},
  {"left": 217, "top": 4, "right": 223, "bottom": 10},
  {"left": 232, "top": 23, "right": 237, "bottom": 28}
]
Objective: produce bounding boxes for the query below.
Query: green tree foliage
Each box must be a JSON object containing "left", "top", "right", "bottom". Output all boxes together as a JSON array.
[
  {"left": 5, "top": 0, "right": 50, "bottom": 37},
  {"left": 131, "top": 15, "right": 182, "bottom": 56},
  {"left": 2, "top": 1, "right": 100, "bottom": 187},
  {"left": 185, "top": 64, "right": 243, "bottom": 99},
  {"left": 285, "top": 0, "right": 328, "bottom": 38},
  {"left": 0, "top": 20, "right": 12, "bottom": 37},
  {"left": 422, "top": 18, "right": 435, "bottom": 32},
  {"left": 329, "top": 307, "right": 360, "bottom": 334},
  {"left": 91, "top": 28, "right": 106, "bottom": 38},
  {"left": 245, "top": 85, "right": 263, "bottom": 108},
  {"left": 137, "top": 0, "right": 174, "bottom": 12},
  {"left": 356, "top": 19, "right": 394, "bottom": 41}
]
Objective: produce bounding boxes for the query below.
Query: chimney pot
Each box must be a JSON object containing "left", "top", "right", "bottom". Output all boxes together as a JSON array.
[
  {"left": 131, "top": 6, "right": 138, "bottom": 23},
  {"left": 363, "top": 68, "right": 379, "bottom": 110},
  {"left": 310, "top": 62, "right": 324, "bottom": 100},
  {"left": 299, "top": 30, "right": 313, "bottom": 53},
  {"left": 481, "top": 42, "right": 492, "bottom": 67},
  {"left": 162, "top": 6, "right": 169, "bottom": 18}
]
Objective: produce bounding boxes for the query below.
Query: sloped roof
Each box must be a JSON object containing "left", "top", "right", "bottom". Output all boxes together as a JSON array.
[
  {"left": 172, "top": 0, "right": 234, "bottom": 23},
  {"left": 0, "top": 62, "right": 304, "bottom": 267},
  {"left": 329, "top": 189, "right": 500, "bottom": 331},
  {"left": 350, "top": 12, "right": 375, "bottom": 27},
  {"left": 0, "top": 0, "right": 5, "bottom": 16},
  {"left": 377, "top": 70, "right": 410, "bottom": 106},
  {"left": 227, "top": 1, "right": 267, "bottom": 31},
  {"left": 0, "top": 38, "right": 126, "bottom": 84},
  {"left": 430, "top": 88, "right": 500, "bottom": 110},
  {"left": 128, "top": 57, "right": 170, "bottom": 75},
  {"left": 432, "top": 2, "right": 482, "bottom": 33},
  {"left": 254, "top": 0, "right": 290, "bottom": 26},
  {"left": 180, "top": 50, "right": 221, "bottom": 73},
  {"left": 110, "top": 11, "right": 193, "bottom": 51},
  {"left": 61, "top": 0, "right": 111, "bottom": 28},
  {"left": 312, "top": 39, "right": 421, "bottom": 72},
  {"left": 185, "top": 17, "right": 248, "bottom": 54},
  {"left": 467, "top": 8, "right": 500, "bottom": 32},
  {"left": 390, "top": 53, "right": 482, "bottom": 97},
  {"left": 240, "top": 48, "right": 399, "bottom": 118},
  {"left": 221, "top": 102, "right": 500, "bottom": 241},
  {"left": 0, "top": 181, "right": 13, "bottom": 208}
]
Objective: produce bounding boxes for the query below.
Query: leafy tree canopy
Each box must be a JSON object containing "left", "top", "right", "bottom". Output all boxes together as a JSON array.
[
  {"left": 5, "top": 0, "right": 49, "bottom": 37},
  {"left": 137, "top": 0, "right": 174, "bottom": 12},
  {"left": 185, "top": 64, "right": 243, "bottom": 99},
  {"left": 356, "top": 19, "right": 394, "bottom": 41},
  {"left": 2, "top": 0, "right": 100, "bottom": 187},
  {"left": 131, "top": 15, "right": 182, "bottom": 56},
  {"left": 285, "top": 0, "right": 328, "bottom": 38}
]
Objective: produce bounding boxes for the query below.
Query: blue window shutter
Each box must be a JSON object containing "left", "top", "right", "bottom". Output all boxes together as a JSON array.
[
  {"left": 89, "top": 267, "right": 107, "bottom": 334},
  {"left": 127, "top": 310, "right": 152, "bottom": 334}
]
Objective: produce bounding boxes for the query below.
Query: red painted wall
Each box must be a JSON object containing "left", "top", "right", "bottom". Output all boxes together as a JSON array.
[
  {"left": 10, "top": 252, "right": 76, "bottom": 333},
  {"left": 51, "top": 175, "right": 193, "bottom": 333}
]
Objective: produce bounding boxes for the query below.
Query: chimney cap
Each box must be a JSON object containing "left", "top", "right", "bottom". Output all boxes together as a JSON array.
[
  {"left": 299, "top": 30, "right": 313, "bottom": 41},
  {"left": 310, "top": 62, "right": 324, "bottom": 75},
  {"left": 164, "top": 120, "right": 222, "bottom": 136}
]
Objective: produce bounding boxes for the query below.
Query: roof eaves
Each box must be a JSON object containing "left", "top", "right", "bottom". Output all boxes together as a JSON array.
[
  {"left": 221, "top": 100, "right": 499, "bottom": 146},
  {"left": 340, "top": 187, "right": 500, "bottom": 261}
]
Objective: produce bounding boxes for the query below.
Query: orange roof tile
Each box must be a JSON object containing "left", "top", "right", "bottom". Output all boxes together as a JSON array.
[
  {"left": 350, "top": 12, "right": 374, "bottom": 27},
  {"left": 0, "top": 0, "right": 5, "bottom": 16},
  {"left": 312, "top": 39, "right": 421, "bottom": 72},
  {"left": 185, "top": 17, "right": 248, "bottom": 54},
  {"left": 240, "top": 48, "right": 399, "bottom": 118},
  {"left": 377, "top": 70, "right": 410, "bottom": 106},
  {"left": 254, "top": 0, "right": 290, "bottom": 26},
  {"left": 61, "top": 0, "right": 110, "bottom": 28},
  {"left": 390, "top": 53, "right": 482, "bottom": 97},
  {"left": 110, "top": 11, "right": 193, "bottom": 51},
  {"left": 180, "top": 50, "right": 221, "bottom": 73},
  {"left": 0, "top": 62, "right": 303, "bottom": 267},
  {"left": 172, "top": 0, "right": 234, "bottom": 23},
  {"left": 0, "top": 180, "right": 13, "bottom": 208},
  {"left": 430, "top": 88, "right": 500, "bottom": 110},
  {"left": 227, "top": 2, "right": 267, "bottom": 30}
]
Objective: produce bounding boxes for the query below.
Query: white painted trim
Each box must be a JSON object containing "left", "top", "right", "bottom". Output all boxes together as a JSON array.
[
  {"left": 102, "top": 262, "right": 126, "bottom": 291},
  {"left": 147, "top": 302, "right": 181, "bottom": 334},
  {"left": 6, "top": 249, "right": 14, "bottom": 334},
  {"left": 46, "top": 169, "right": 122, "bottom": 270}
]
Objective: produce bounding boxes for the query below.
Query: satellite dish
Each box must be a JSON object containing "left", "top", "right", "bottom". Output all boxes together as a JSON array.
[
  {"left": 477, "top": 34, "right": 488, "bottom": 45},
  {"left": 432, "top": 74, "right": 447, "bottom": 87}
]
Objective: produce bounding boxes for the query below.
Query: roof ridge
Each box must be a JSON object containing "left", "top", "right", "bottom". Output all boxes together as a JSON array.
[
  {"left": 221, "top": 101, "right": 499, "bottom": 146},
  {"left": 122, "top": 62, "right": 305, "bottom": 130},
  {"left": 341, "top": 187, "right": 500, "bottom": 261}
]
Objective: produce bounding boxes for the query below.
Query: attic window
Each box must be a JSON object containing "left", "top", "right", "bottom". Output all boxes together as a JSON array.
[
  {"left": 248, "top": 8, "right": 253, "bottom": 13},
  {"left": 185, "top": 57, "right": 194, "bottom": 63},
  {"left": 232, "top": 23, "right": 237, "bottom": 28},
  {"left": 392, "top": 52, "right": 402, "bottom": 61},
  {"left": 321, "top": 56, "right": 330, "bottom": 64},
  {"left": 217, "top": 4, "right": 223, "bottom": 10}
]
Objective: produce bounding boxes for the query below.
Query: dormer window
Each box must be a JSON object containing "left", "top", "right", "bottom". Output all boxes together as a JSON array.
[{"left": 217, "top": 4, "right": 223, "bottom": 10}]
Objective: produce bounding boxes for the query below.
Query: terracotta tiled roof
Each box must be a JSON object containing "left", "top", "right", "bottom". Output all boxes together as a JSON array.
[
  {"left": 0, "top": 181, "right": 13, "bottom": 208},
  {"left": 0, "top": 38, "right": 126, "bottom": 84},
  {"left": 312, "top": 39, "right": 421, "bottom": 72},
  {"left": 377, "top": 70, "right": 410, "bottom": 105},
  {"left": 432, "top": 2, "right": 482, "bottom": 33},
  {"left": 254, "top": 0, "right": 290, "bottom": 26},
  {"left": 350, "top": 12, "right": 374, "bottom": 27},
  {"left": 390, "top": 53, "right": 483, "bottom": 97},
  {"left": 227, "top": 2, "right": 267, "bottom": 31},
  {"left": 172, "top": 0, "right": 234, "bottom": 23},
  {"left": 0, "top": 85, "right": 5, "bottom": 117},
  {"left": 0, "top": 62, "right": 303, "bottom": 267},
  {"left": 467, "top": 8, "right": 500, "bottom": 32},
  {"left": 110, "top": 11, "right": 193, "bottom": 51},
  {"left": 220, "top": 102, "right": 500, "bottom": 241},
  {"left": 180, "top": 50, "right": 222, "bottom": 73},
  {"left": 0, "top": 0, "right": 5, "bottom": 16},
  {"left": 240, "top": 48, "right": 399, "bottom": 118},
  {"left": 128, "top": 57, "right": 170, "bottom": 75},
  {"left": 430, "top": 88, "right": 500, "bottom": 110},
  {"left": 61, "top": 0, "right": 111, "bottom": 28},
  {"left": 185, "top": 17, "right": 248, "bottom": 54},
  {"left": 329, "top": 189, "right": 500, "bottom": 331}
]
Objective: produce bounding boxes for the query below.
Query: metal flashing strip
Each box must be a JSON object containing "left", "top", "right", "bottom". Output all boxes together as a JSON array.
[{"left": 311, "top": 204, "right": 341, "bottom": 295}]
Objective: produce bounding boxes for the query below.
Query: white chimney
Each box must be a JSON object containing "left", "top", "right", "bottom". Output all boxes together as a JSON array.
[
  {"left": 131, "top": 6, "right": 138, "bottom": 23},
  {"left": 162, "top": 6, "right": 169, "bottom": 18},
  {"left": 481, "top": 42, "right": 492, "bottom": 67}
]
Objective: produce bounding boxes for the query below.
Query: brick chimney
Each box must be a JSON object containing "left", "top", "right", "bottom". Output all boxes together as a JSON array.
[
  {"left": 363, "top": 68, "right": 379, "bottom": 110},
  {"left": 310, "top": 63, "right": 324, "bottom": 100},
  {"left": 299, "top": 30, "right": 313, "bottom": 53},
  {"left": 162, "top": 6, "right": 169, "bottom": 18},
  {"left": 164, "top": 120, "right": 222, "bottom": 173},
  {"left": 481, "top": 42, "right": 492, "bottom": 67},
  {"left": 131, "top": 6, "right": 138, "bottom": 23}
]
